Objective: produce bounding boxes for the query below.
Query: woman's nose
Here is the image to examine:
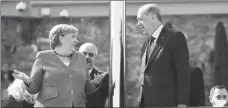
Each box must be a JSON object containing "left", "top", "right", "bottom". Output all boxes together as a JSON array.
[{"left": 85, "top": 54, "right": 90, "bottom": 58}]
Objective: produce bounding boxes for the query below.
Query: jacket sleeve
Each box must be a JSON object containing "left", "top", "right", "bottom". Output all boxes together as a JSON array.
[
  {"left": 102, "top": 73, "right": 110, "bottom": 97},
  {"left": 81, "top": 54, "right": 96, "bottom": 94},
  {"left": 171, "top": 32, "right": 190, "bottom": 105},
  {"left": 25, "top": 51, "right": 44, "bottom": 94}
]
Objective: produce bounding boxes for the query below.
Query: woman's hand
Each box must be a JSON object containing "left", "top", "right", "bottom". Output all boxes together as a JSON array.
[{"left": 12, "top": 70, "right": 30, "bottom": 85}]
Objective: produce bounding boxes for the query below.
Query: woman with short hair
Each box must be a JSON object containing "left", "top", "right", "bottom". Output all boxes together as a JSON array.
[{"left": 12, "top": 24, "right": 105, "bottom": 107}]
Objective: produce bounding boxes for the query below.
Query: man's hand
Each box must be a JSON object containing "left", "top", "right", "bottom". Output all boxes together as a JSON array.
[
  {"left": 177, "top": 104, "right": 187, "bottom": 107},
  {"left": 93, "top": 73, "right": 101, "bottom": 78},
  {"left": 93, "top": 72, "right": 108, "bottom": 86}
]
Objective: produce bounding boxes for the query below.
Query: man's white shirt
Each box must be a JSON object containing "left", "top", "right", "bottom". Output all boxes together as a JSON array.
[{"left": 151, "top": 24, "right": 164, "bottom": 43}]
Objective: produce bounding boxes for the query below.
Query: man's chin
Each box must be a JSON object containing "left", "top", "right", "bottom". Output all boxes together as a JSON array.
[
  {"left": 142, "top": 31, "right": 148, "bottom": 35},
  {"left": 87, "top": 64, "right": 93, "bottom": 70},
  {"left": 143, "top": 32, "right": 151, "bottom": 36}
]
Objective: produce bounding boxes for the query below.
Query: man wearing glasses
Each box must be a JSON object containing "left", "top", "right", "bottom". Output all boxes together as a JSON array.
[{"left": 79, "top": 43, "right": 109, "bottom": 107}]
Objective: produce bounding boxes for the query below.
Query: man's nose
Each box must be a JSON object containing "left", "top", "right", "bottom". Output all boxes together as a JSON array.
[
  {"left": 137, "top": 22, "right": 141, "bottom": 27},
  {"left": 74, "top": 38, "right": 78, "bottom": 43},
  {"left": 85, "top": 54, "right": 90, "bottom": 58}
]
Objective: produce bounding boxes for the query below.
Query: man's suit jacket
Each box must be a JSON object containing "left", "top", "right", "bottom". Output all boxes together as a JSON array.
[
  {"left": 25, "top": 50, "right": 96, "bottom": 107},
  {"left": 86, "top": 68, "right": 109, "bottom": 107},
  {"left": 138, "top": 26, "right": 190, "bottom": 107},
  {"left": 189, "top": 66, "right": 205, "bottom": 106}
]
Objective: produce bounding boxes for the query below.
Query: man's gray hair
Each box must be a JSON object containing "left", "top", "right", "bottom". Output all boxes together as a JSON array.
[
  {"left": 139, "top": 4, "right": 162, "bottom": 22},
  {"left": 79, "top": 43, "right": 98, "bottom": 55}
]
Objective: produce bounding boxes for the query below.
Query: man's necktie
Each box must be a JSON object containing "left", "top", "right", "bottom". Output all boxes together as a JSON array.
[{"left": 146, "top": 36, "right": 155, "bottom": 64}]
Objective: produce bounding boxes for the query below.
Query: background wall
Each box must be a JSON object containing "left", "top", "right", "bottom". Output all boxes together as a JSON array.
[{"left": 125, "top": 14, "right": 228, "bottom": 106}]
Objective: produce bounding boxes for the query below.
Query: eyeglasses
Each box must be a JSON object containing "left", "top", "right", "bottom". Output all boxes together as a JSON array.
[{"left": 83, "top": 52, "right": 95, "bottom": 57}]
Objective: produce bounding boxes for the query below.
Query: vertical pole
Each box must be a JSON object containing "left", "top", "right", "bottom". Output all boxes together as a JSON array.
[{"left": 109, "top": 1, "right": 125, "bottom": 108}]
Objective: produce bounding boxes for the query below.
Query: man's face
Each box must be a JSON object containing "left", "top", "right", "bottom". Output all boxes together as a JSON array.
[
  {"left": 210, "top": 88, "right": 228, "bottom": 107},
  {"left": 79, "top": 45, "right": 97, "bottom": 70},
  {"left": 137, "top": 9, "right": 155, "bottom": 35}
]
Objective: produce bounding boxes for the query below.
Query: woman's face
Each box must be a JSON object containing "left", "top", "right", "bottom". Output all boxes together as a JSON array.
[{"left": 60, "top": 32, "right": 79, "bottom": 52}]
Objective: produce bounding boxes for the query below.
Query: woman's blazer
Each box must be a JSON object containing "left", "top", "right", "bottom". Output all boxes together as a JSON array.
[{"left": 25, "top": 50, "right": 95, "bottom": 107}]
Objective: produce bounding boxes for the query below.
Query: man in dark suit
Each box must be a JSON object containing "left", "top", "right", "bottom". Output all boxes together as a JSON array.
[
  {"left": 79, "top": 43, "right": 109, "bottom": 107},
  {"left": 136, "top": 4, "right": 190, "bottom": 107},
  {"left": 189, "top": 65, "right": 205, "bottom": 106},
  {"left": 163, "top": 21, "right": 205, "bottom": 106}
]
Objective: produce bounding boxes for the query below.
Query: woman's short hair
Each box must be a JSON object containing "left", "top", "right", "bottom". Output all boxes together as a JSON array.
[{"left": 49, "top": 24, "right": 78, "bottom": 50}]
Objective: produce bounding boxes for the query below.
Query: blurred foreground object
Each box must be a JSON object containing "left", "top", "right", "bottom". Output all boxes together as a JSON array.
[
  {"left": 213, "top": 21, "right": 228, "bottom": 88},
  {"left": 189, "top": 66, "right": 205, "bottom": 106},
  {"left": 2, "top": 78, "right": 37, "bottom": 108}
]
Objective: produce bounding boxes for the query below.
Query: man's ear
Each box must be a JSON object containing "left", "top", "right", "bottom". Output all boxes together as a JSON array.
[
  {"left": 209, "top": 96, "right": 215, "bottom": 106},
  {"left": 209, "top": 96, "right": 213, "bottom": 103},
  {"left": 59, "top": 35, "right": 64, "bottom": 43},
  {"left": 149, "top": 13, "right": 156, "bottom": 21}
]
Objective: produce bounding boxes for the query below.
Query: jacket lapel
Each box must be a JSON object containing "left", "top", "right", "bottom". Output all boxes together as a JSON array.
[
  {"left": 144, "top": 27, "right": 170, "bottom": 71},
  {"left": 147, "top": 37, "right": 163, "bottom": 66},
  {"left": 90, "top": 68, "right": 99, "bottom": 79}
]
